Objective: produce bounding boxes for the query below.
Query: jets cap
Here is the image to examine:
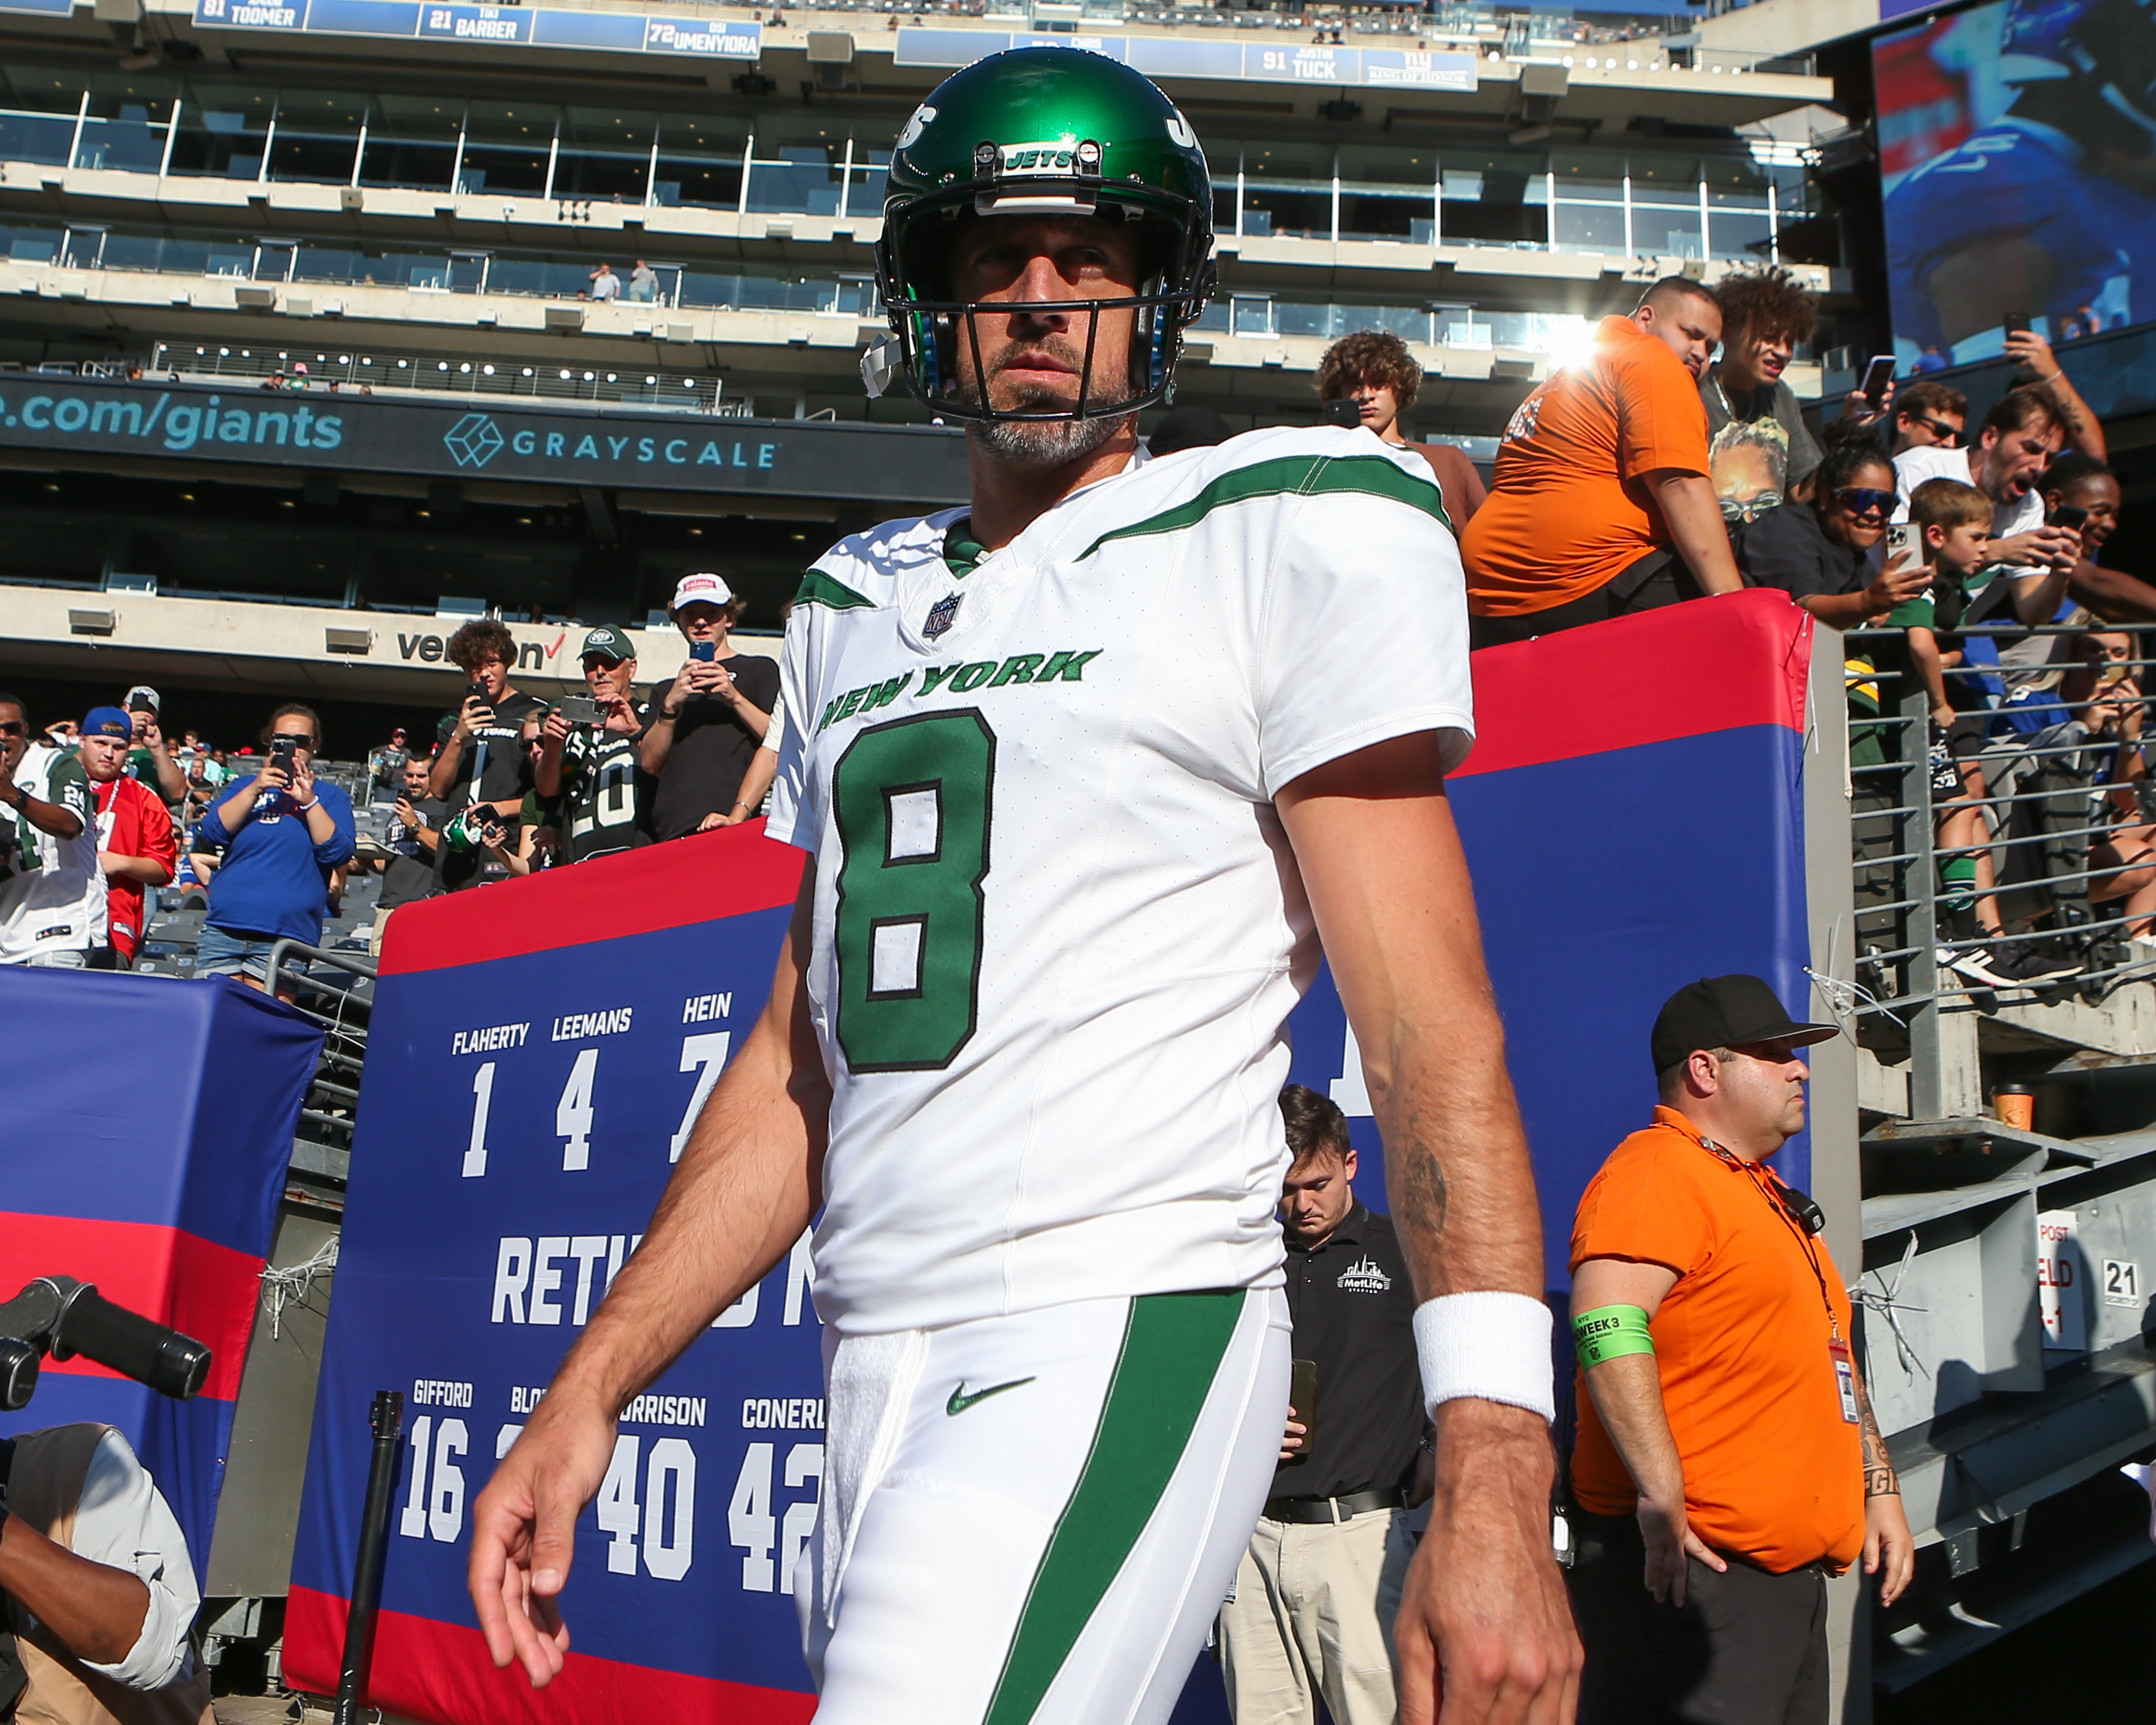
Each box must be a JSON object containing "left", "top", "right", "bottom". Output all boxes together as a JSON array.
[{"left": 580, "top": 625, "right": 636, "bottom": 663}]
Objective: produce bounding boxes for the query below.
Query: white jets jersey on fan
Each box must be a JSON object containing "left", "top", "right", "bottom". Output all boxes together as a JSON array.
[{"left": 769, "top": 425, "right": 1473, "bottom": 1334}]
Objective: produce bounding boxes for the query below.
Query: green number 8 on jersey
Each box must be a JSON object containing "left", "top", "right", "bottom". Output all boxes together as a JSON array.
[{"left": 831, "top": 709, "right": 996, "bottom": 1072}]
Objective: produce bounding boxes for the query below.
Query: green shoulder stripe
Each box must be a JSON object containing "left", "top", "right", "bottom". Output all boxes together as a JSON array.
[
  {"left": 1077, "top": 452, "right": 1450, "bottom": 560},
  {"left": 793, "top": 568, "right": 876, "bottom": 612}
]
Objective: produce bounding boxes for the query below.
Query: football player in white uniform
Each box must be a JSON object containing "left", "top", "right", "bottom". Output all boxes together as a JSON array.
[{"left": 472, "top": 47, "right": 1579, "bottom": 1725}]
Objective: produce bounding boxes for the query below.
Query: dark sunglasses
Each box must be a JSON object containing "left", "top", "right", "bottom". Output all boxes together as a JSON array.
[
  {"left": 0, "top": 721, "right": 22, "bottom": 737},
  {"left": 1834, "top": 487, "right": 1898, "bottom": 516},
  {"left": 269, "top": 732, "right": 315, "bottom": 747},
  {"left": 1905, "top": 414, "right": 1962, "bottom": 446}
]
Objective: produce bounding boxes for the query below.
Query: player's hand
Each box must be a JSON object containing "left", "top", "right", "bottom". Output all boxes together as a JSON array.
[
  {"left": 695, "top": 811, "right": 729, "bottom": 833},
  {"left": 1279, "top": 1407, "right": 1307, "bottom": 1462},
  {"left": 1394, "top": 1400, "right": 1580, "bottom": 1725},
  {"left": 1637, "top": 1494, "right": 1723, "bottom": 1607},
  {"left": 1863, "top": 1493, "right": 1915, "bottom": 1608},
  {"left": 469, "top": 1391, "right": 618, "bottom": 1687}
]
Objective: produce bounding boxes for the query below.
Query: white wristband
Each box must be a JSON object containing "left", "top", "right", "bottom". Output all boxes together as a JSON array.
[{"left": 1412, "top": 1292, "right": 1556, "bottom": 1423}]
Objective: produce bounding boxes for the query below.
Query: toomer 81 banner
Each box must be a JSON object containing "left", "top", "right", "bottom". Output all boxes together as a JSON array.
[{"left": 286, "top": 589, "right": 1816, "bottom": 1724}]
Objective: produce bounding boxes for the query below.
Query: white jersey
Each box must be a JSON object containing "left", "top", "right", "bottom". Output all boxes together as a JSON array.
[{"left": 770, "top": 426, "right": 1473, "bottom": 1333}]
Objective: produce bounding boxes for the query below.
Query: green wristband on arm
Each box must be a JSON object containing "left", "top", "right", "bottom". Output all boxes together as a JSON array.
[{"left": 1573, "top": 1305, "right": 1656, "bottom": 1370}]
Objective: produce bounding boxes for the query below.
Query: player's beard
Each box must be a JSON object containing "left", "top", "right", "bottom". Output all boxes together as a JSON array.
[{"left": 956, "top": 325, "right": 1138, "bottom": 467}]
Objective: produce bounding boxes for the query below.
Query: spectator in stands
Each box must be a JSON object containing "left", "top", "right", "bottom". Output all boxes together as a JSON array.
[
  {"left": 2036, "top": 454, "right": 2156, "bottom": 624},
  {"left": 194, "top": 703, "right": 357, "bottom": 997},
  {"left": 1314, "top": 329, "right": 1486, "bottom": 528},
  {"left": 1912, "top": 344, "right": 1949, "bottom": 374},
  {"left": 429, "top": 619, "right": 546, "bottom": 891},
  {"left": 587, "top": 263, "right": 622, "bottom": 302},
  {"left": 538, "top": 626, "right": 653, "bottom": 864},
  {"left": 1892, "top": 388, "right": 2082, "bottom": 625},
  {"left": 641, "top": 574, "right": 779, "bottom": 840},
  {"left": 1701, "top": 264, "right": 1830, "bottom": 523},
  {"left": 0, "top": 693, "right": 102, "bottom": 967},
  {"left": 1462, "top": 277, "right": 1742, "bottom": 647},
  {"left": 79, "top": 706, "right": 175, "bottom": 970},
  {"left": 1734, "top": 430, "right": 1928, "bottom": 628},
  {"left": 1216, "top": 1085, "right": 1423, "bottom": 1725},
  {"left": 628, "top": 260, "right": 658, "bottom": 303},
  {"left": 1567, "top": 977, "right": 1912, "bottom": 1723},
  {"left": 366, "top": 727, "right": 411, "bottom": 804},
  {"left": 2072, "top": 634, "right": 2156, "bottom": 949},
  {"left": 2007, "top": 328, "right": 2106, "bottom": 460},
  {"left": 122, "top": 686, "right": 187, "bottom": 806},
  {"left": 1888, "top": 380, "right": 1966, "bottom": 456},
  {"left": 368, "top": 756, "right": 441, "bottom": 954},
  {"left": 0, "top": 1421, "right": 216, "bottom": 1724}
]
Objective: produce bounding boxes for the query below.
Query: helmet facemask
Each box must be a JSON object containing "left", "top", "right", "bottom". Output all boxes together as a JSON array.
[{"left": 875, "top": 134, "right": 1216, "bottom": 436}]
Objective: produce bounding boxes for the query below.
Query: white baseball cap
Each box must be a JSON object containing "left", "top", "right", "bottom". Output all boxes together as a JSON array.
[{"left": 669, "top": 572, "right": 735, "bottom": 613}]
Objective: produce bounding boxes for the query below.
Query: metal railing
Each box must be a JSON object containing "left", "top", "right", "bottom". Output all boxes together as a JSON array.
[
  {"left": 267, "top": 938, "right": 376, "bottom": 1199},
  {"left": 1843, "top": 622, "right": 2156, "bottom": 1109}
]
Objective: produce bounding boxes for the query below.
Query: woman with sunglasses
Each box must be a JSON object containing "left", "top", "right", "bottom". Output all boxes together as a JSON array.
[
  {"left": 1734, "top": 431, "right": 1930, "bottom": 629},
  {"left": 193, "top": 703, "right": 356, "bottom": 999}
]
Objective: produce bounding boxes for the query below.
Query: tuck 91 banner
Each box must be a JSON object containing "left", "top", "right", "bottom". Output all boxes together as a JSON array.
[
  {"left": 285, "top": 591, "right": 1814, "bottom": 1724},
  {"left": 1877, "top": 0, "right": 2156, "bottom": 365}
]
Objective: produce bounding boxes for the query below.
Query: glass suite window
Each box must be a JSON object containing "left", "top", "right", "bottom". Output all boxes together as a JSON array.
[
  {"left": 1628, "top": 152, "right": 1703, "bottom": 259},
  {"left": 653, "top": 114, "right": 746, "bottom": 211},
  {"left": 169, "top": 83, "right": 274, "bottom": 180},
  {"left": 555, "top": 107, "right": 651, "bottom": 204},
  {"left": 0, "top": 73, "right": 84, "bottom": 168},
  {"left": 459, "top": 101, "right": 553, "bottom": 198},
  {"left": 1440, "top": 152, "right": 1547, "bottom": 248},
  {"left": 1240, "top": 141, "right": 1331, "bottom": 241},
  {"left": 75, "top": 77, "right": 176, "bottom": 174},
  {"left": 359, "top": 95, "right": 458, "bottom": 193},
  {"left": 1336, "top": 143, "right": 1436, "bottom": 244},
  {"left": 1550, "top": 149, "right": 1625, "bottom": 253},
  {"left": 745, "top": 118, "right": 846, "bottom": 216},
  {"left": 268, "top": 90, "right": 365, "bottom": 185}
]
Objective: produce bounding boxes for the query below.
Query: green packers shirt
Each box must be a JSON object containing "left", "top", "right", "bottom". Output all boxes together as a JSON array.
[{"left": 768, "top": 426, "right": 1472, "bottom": 1333}]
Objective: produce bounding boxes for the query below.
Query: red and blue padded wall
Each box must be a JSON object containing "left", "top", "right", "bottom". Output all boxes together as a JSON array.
[
  {"left": 0, "top": 969, "right": 323, "bottom": 1563},
  {"left": 1287, "top": 588, "right": 1819, "bottom": 1281},
  {"left": 286, "top": 589, "right": 1815, "bottom": 1724}
]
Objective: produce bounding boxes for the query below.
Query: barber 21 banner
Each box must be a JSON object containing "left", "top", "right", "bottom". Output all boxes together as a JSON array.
[{"left": 284, "top": 589, "right": 1818, "bottom": 1724}]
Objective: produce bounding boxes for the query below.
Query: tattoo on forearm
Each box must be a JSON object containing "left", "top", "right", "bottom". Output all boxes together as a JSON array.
[
  {"left": 1860, "top": 1411, "right": 1897, "bottom": 1496},
  {"left": 1396, "top": 1147, "right": 1449, "bottom": 1236}
]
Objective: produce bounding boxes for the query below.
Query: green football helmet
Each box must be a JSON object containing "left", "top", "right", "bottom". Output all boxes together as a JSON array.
[{"left": 873, "top": 46, "right": 1216, "bottom": 422}]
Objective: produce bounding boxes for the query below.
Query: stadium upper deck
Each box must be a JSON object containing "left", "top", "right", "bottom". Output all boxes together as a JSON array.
[{"left": 0, "top": 0, "right": 1842, "bottom": 703}]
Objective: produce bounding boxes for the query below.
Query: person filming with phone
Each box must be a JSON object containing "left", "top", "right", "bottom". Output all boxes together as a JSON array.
[
  {"left": 537, "top": 627, "right": 653, "bottom": 864},
  {"left": 640, "top": 574, "right": 778, "bottom": 841},
  {"left": 429, "top": 620, "right": 545, "bottom": 892},
  {"left": 1215, "top": 1087, "right": 1425, "bottom": 1725},
  {"left": 1734, "top": 429, "right": 1931, "bottom": 628},
  {"left": 193, "top": 703, "right": 355, "bottom": 997}
]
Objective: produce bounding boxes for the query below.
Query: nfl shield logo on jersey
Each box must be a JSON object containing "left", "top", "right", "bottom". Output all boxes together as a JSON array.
[{"left": 924, "top": 594, "right": 964, "bottom": 640}]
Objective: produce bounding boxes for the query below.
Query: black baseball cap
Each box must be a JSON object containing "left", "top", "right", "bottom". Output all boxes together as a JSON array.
[{"left": 1651, "top": 975, "right": 1837, "bottom": 1075}]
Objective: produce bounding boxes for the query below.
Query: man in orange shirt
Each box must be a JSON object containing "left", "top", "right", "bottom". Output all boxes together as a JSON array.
[
  {"left": 1565, "top": 975, "right": 1913, "bottom": 1723},
  {"left": 1463, "top": 278, "right": 1744, "bottom": 648}
]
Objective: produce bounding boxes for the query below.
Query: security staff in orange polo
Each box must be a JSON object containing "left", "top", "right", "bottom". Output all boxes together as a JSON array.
[{"left": 1565, "top": 975, "right": 1914, "bottom": 1724}]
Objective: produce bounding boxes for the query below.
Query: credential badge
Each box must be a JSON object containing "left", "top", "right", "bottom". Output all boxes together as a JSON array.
[{"left": 924, "top": 593, "right": 963, "bottom": 640}]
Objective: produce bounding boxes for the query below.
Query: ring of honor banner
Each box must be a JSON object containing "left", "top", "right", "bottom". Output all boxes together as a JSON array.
[
  {"left": 287, "top": 589, "right": 1815, "bottom": 1723},
  {"left": 1, "top": 970, "right": 323, "bottom": 1563}
]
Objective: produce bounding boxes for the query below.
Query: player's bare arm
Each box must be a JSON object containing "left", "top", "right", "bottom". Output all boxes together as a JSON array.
[
  {"left": 468, "top": 868, "right": 831, "bottom": 1687},
  {"left": 1277, "top": 730, "right": 1581, "bottom": 1725}
]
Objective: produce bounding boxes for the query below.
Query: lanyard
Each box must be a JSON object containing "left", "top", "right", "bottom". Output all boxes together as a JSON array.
[{"left": 1694, "top": 1132, "right": 1843, "bottom": 1345}]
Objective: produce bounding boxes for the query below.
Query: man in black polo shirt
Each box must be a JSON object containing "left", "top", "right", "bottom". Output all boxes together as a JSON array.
[{"left": 1218, "top": 1085, "right": 1423, "bottom": 1725}]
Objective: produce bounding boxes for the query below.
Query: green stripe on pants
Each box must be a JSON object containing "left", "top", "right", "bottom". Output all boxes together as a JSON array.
[{"left": 982, "top": 1290, "right": 1247, "bottom": 1725}]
